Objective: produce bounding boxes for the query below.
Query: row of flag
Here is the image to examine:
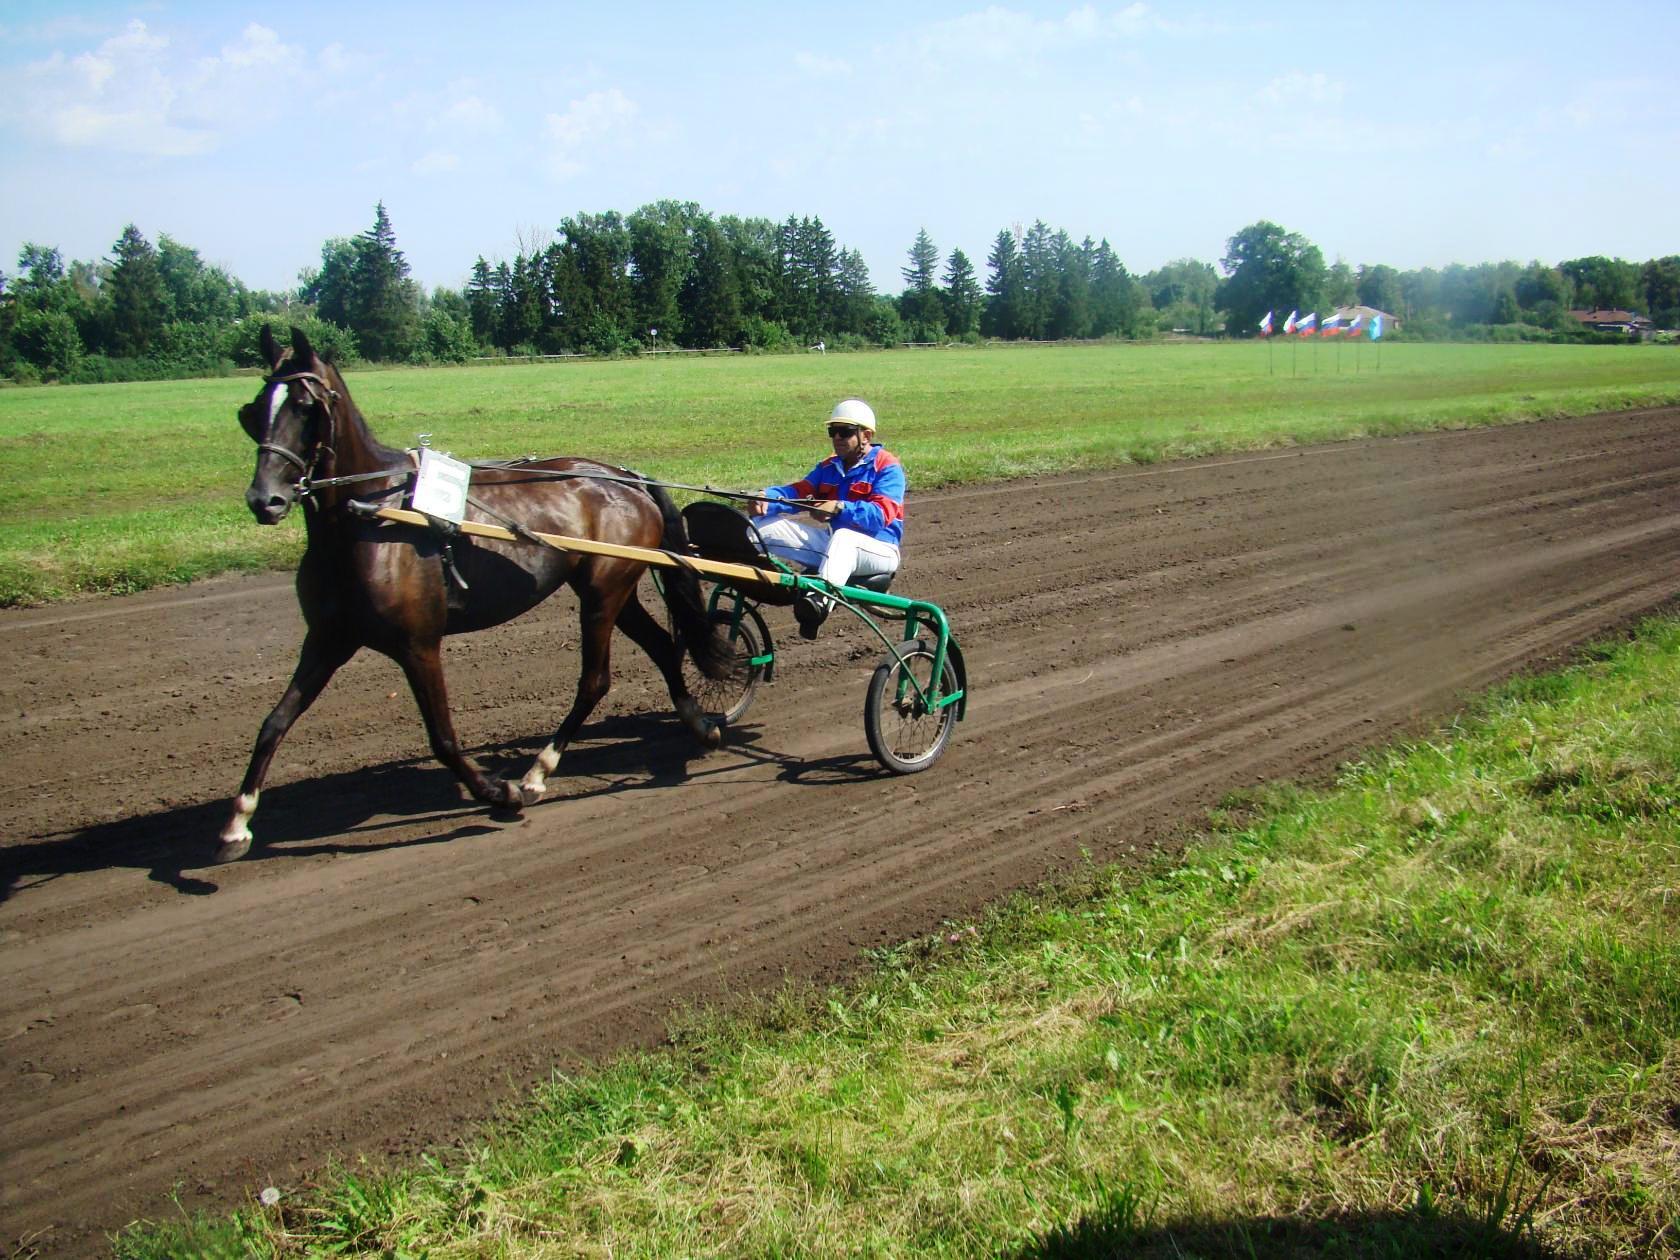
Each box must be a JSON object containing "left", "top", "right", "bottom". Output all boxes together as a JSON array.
[{"left": 1258, "top": 309, "right": 1383, "bottom": 339}]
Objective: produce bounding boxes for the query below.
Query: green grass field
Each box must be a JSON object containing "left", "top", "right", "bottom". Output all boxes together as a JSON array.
[
  {"left": 116, "top": 617, "right": 1680, "bottom": 1259},
  {"left": 2, "top": 340, "right": 1678, "bottom": 605}
]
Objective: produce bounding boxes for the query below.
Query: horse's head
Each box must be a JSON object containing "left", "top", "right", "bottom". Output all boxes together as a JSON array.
[{"left": 238, "top": 325, "right": 342, "bottom": 524}]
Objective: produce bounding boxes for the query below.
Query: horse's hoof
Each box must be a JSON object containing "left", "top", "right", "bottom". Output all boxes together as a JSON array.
[
  {"left": 212, "top": 835, "right": 252, "bottom": 864},
  {"left": 697, "top": 720, "right": 722, "bottom": 750},
  {"left": 512, "top": 780, "right": 544, "bottom": 808}
]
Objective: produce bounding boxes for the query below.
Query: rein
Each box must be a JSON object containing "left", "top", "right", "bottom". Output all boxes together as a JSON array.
[
  {"left": 301, "top": 460, "right": 824, "bottom": 508},
  {"left": 251, "top": 374, "right": 824, "bottom": 510}
]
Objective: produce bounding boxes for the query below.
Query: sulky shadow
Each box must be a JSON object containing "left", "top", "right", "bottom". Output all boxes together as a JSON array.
[{"left": 1015, "top": 1201, "right": 1568, "bottom": 1260}]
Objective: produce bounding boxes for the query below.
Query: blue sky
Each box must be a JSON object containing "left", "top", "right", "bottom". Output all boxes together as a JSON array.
[{"left": 1, "top": 1, "right": 1675, "bottom": 295}]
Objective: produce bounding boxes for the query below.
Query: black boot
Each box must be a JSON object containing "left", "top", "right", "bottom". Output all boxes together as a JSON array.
[{"left": 794, "top": 594, "right": 830, "bottom": 640}]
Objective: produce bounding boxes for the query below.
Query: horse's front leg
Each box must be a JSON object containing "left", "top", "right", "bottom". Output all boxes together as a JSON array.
[
  {"left": 216, "top": 631, "right": 356, "bottom": 863},
  {"left": 395, "top": 638, "right": 522, "bottom": 810}
]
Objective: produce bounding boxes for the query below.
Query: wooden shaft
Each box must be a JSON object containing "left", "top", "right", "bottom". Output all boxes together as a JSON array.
[{"left": 370, "top": 506, "right": 793, "bottom": 588}]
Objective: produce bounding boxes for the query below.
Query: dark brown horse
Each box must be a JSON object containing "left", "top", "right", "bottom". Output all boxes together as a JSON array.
[{"left": 216, "top": 326, "right": 732, "bottom": 863}]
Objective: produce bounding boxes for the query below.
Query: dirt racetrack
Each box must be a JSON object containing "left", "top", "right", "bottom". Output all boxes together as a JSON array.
[{"left": 3, "top": 408, "right": 1679, "bottom": 1255}]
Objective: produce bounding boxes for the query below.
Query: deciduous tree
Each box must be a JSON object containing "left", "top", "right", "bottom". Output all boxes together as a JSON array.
[
  {"left": 1146, "top": 258, "right": 1216, "bottom": 335},
  {"left": 1215, "top": 221, "right": 1325, "bottom": 338},
  {"left": 680, "top": 217, "right": 743, "bottom": 348},
  {"left": 1640, "top": 256, "right": 1680, "bottom": 328},
  {"left": 1560, "top": 256, "right": 1639, "bottom": 312},
  {"left": 1356, "top": 263, "right": 1401, "bottom": 315}
]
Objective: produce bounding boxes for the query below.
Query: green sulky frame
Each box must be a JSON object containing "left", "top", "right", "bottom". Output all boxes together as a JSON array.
[{"left": 704, "top": 562, "right": 968, "bottom": 723}]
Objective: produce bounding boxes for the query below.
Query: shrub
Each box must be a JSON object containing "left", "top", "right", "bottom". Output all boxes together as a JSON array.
[
  {"left": 223, "top": 316, "right": 360, "bottom": 368},
  {"left": 862, "top": 302, "right": 904, "bottom": 348},
  {"left": 13, "top": 308, "right": 84, "bottom": 380},
  {"left": 739, "top": 316, "right": 796, "bottom": 352},
  {"left": 418, "top": 309, "right": 477, "bottom": 364}
]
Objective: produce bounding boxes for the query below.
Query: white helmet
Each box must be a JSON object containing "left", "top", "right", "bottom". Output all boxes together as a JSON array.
[{"left": 828, "top": 397, "right": 876, "bottom": 433}]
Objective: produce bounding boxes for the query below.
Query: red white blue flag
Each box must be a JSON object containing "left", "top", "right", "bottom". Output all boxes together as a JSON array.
[
  {"left": 1283, "top": 310, "right": 1298, "bottom": 334},
  {"left": 1345, "top": 313, "right": 1364, "bottom": 336},
  {"left": 1320, "top": 312, "right": 1342, "bottom": 337},
  {"left": 1297, "top": 312, "right": 1317, "bottom": 335},
  {"left": 1259, "top": 310, "right": 1273, "bottom": 336}
]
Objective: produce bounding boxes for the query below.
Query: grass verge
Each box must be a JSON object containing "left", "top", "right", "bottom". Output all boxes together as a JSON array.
[{"left": 112, "top": 616, "right": 1680, "bottom": 1258}]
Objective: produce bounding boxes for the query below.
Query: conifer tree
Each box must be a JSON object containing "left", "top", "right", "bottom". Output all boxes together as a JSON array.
[
  {"left": 350, "top": 202, "right": 420, "bottom": 361},
  {"left": 898, "top": 229, "right": 944, "bottom": 335},
  {"left": 942, "top": 248, "right": 981, "bottom": 336},
  {"left": 107, "top": 224, "right": 166, "bottom": 356},
  {"left": 983, "top": 229, "right": 1024, "bottom": 339}
]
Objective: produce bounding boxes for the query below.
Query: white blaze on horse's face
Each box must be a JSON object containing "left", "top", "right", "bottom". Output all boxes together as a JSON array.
[
  {"left": 266, "top": 381, "right": 289, "bottom": 431},
  {"left": 245, "top": 380, "right": 310, "bottom": 525}
]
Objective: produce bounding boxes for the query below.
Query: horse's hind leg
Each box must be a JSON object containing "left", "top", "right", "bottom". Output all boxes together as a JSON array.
[
  {"left": 395, "top": 638, "right": 522, "bottom": 810},
  {"left": 614, "top": 590, "right": 722, "bottom": 750},
  {"left": 216, "top": 630, "right": 356, "bottom": 863},
  {"left": 517, "top": 584, "right": 627, "bottom": 805}
]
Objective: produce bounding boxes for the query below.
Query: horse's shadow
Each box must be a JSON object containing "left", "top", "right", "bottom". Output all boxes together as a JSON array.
[{"left": 0, "top": 715, "right": 882, "bottom": 904}]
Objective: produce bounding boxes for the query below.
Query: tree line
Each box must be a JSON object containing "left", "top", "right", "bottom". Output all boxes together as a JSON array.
[
  {"left": 1, "top": 204, "right": 1674, "bottom": 383},
  {"left": 1216, "top": 221, "right": 1680, "bottom": 344}
]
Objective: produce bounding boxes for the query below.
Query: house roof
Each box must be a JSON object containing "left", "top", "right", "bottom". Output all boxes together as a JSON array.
[
  {"left": 1331, "top": 305, "right": 1398, "bottom": 324},
  {"left": 1569, "top": 308, "right": 1651, "bottom": 324}
]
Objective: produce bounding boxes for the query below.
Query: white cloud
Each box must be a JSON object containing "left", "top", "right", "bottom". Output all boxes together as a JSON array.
[
  {"left": 902, "top": 3, "right": 1168, "bottom": 71},
  {"left": 413, "top": 150, "right": 460, "bottom": 175},
  {"left": 319, "top": 43, "right": 364, "bottom": 76},
  {"left": 793, "top": 51, "right": 851, "bottom": 78},
  {"left": 2, "top": 18, "right": 312, "bottom": 157},
  {"left": 10, "top": 14, "right": 114, "bottom": 43},
  {"left": 1257, "top": 71, "right": 1346, "bottom": 108},
  {"left": 5, "top": 20, "right": 215, "bottom": 157},
  {"left": 440, "top": 94, "right": 501, "bottom": 135},
  {"left": 542, "top": 87, "right": 638, "bottom": 177},
  {"left": 215, "top": 23, "right": 294, "bottom": 70}
]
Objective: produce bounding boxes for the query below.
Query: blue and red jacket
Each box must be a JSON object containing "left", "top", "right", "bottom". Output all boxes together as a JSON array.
[{"left": 762, "top": 445, "right": 906, "bottom": 547}]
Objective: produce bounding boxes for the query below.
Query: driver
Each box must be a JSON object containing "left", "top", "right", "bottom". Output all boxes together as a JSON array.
[{"left": 748, "top": 398, "right": 905, "bottom": 639}]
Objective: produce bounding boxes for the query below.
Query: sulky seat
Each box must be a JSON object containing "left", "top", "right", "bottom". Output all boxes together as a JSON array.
[{"left": 680, "top": 501, "right": 895, "bottom": 599}]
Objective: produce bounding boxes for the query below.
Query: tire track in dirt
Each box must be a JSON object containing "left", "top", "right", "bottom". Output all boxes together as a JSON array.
[{"left": 3, "top": 408, "right": 1679, "bottom": 1256}]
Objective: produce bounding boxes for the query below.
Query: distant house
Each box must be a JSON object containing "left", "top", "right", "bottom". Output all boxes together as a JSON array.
[
  {"left": 1570, "top": 308, "right": 1654, "bottom": 338},
  {"left": 1331, "top": 305, "right": 1400, "bottom": 333}
]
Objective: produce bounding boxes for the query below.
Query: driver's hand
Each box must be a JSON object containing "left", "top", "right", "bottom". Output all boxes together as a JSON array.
[
  {"left": 808, "top": 500, "right": 841, "bottom": 519},
  {"left": 747, "top": 497, "right": 769, "bottom": 517}
]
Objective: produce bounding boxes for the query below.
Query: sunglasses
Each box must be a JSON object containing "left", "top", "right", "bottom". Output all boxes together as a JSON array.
[{"left": 827, "top": 425, "right": 861, "bottom": 438}]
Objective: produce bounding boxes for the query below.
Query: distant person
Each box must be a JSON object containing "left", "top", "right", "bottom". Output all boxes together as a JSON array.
[{"left": 748, "top": 398, "right": 905, "bottom": 639}]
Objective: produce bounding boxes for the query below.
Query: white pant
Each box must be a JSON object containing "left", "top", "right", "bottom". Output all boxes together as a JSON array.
[{"left": 752, "top": 516, "right": 900, "bottom": 593}]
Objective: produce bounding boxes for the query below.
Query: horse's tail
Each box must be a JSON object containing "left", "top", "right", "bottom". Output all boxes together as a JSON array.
[{"left": 640, "top": 477, "right": 735, "bottom": 681}]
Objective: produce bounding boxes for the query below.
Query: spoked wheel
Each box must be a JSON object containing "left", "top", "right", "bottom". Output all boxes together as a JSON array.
[
  {"left": 684, "top": 606, "right": 771, "bottom": 726},
  {"left": 864, "top": 638, "right": 959, "bottom": 774}
]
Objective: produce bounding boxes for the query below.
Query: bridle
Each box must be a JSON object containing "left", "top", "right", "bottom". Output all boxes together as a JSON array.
[{"left": 253, "top": 369, "right": 340, "bottom": 488}]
